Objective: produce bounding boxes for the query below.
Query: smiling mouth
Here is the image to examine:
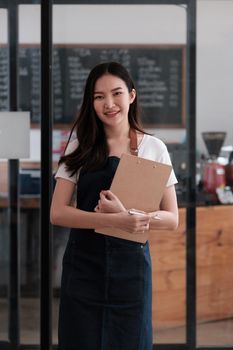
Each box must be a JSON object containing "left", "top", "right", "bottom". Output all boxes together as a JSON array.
[{"left": 105, "top": 111, "right": 120, "bottom": 117}]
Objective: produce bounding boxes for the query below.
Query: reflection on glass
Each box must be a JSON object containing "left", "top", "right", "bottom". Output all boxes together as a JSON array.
[
  {"left": 196, "top": 0, "right": 233, "bottom": 346},
  {"left": 19, "top": 4, "right": 41, "bottom": 345},
  {"left": 0, "top": 8, "right": 9, "bottom": 344},
  {"left": 0, "top": 201, "right": 9, "bottom": 342}
]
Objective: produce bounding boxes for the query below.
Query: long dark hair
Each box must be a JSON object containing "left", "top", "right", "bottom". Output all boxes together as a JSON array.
[{"left": 59, "top": 61, "right": 145, "bottom": 175}]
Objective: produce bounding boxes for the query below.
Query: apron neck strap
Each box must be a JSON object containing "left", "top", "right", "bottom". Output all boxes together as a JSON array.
[{"left": 129, "top": 128, "right": 138, "bottom": 156}]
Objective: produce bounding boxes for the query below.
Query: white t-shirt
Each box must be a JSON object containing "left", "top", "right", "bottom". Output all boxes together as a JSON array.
[{"left": 55, "top": 134, "right": 178, "bottom": 187}]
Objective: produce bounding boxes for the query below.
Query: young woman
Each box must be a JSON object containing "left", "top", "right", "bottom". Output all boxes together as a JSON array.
[{"left": 50, "top": 61, "right": 178, "bottom": 350}]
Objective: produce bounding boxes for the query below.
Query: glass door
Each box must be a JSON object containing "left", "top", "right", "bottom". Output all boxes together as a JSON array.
[
  {"left": 0, "top": 3, "right": 42, "bottom": 349},
  {"left": 18, "top": 4, "right": 41, "bottom": 346},
  {"left": 196, "top": 0, "right": 233, "bottom": 347},
  {"left": 1, "top": 1, "right": 191, "bottom": 349},
  {"left": 52, "top": 2, "right": 188, "bottom": 347},
  {"left": 6, "top": 1, "right": 233, "bottom": 350},
  {"left": 0, "top": 6, "right": 9, "bottom": 347}
]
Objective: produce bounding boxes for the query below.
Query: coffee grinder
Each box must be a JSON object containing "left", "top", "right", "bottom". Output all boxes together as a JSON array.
[{"left": 202, "top": 132, "right": 226, "bottom": 195}]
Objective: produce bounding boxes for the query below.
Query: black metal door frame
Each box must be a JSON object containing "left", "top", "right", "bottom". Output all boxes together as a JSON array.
[{"left": 0, "top": 1, "right": 230, "bottom": 349}]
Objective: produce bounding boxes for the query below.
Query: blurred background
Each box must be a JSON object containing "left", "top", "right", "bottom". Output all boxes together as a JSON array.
[{"left": 0, "top": 1, "right": 233, "bottom": 349}]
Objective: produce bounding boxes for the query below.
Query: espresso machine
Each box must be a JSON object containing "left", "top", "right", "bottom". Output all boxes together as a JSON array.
[
  {"left": 225, "top": 151, "right": 233, "bottom": 190},
  {"left": 202, "top": 132, "right": 226, "bottom": 195}
]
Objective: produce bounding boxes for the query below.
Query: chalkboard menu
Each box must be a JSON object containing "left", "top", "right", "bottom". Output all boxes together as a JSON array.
[
  {"left": 0, "top": 47, "right": 8, "bottom": 111},
  {"left": 0, "top": 45, "right": 186, "bottom": 127}
]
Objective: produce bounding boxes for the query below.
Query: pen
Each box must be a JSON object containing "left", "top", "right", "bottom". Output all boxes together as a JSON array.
[
  {"left": 152, "top": 214, "right": 162, "bottom": 220},
  {"left": 128, "top": 209, "right": 147, "bottom": 216}
]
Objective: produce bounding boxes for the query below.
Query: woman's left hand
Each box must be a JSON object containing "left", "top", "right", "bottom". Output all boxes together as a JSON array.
[{"left": 95, "top": 190, "right": 126, "bottom": 213}]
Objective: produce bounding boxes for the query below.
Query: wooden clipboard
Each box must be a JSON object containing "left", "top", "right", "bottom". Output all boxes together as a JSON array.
[{"left": 95, "top": 153, "right": 172, "bottom": 243}]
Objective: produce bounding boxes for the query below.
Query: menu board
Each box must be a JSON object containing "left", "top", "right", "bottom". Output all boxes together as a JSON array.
[
  {"left": 0, "top": 45, "right": 186, "bottom": 127},
  {"left": 0, "top": 46, "right": 9, "bottom": 111}
]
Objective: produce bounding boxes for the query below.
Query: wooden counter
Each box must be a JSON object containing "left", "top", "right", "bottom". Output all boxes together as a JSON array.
[
  {"left": 149, "top": 208, "right": 186, "bottom": 329},
  {"left": 0, "top": 196, "right": 40, "bottom": 209},
  {"left": 150, "top": 205, "right": 233, "bottom": 329}
]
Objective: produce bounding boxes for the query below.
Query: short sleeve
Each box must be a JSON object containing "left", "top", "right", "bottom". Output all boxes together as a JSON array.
[
  {"left": 54, "top": 139, "right": 79, "bottom": 184},
  {"left": 159, "top": 148, "right": 178, "bottom": 187}
]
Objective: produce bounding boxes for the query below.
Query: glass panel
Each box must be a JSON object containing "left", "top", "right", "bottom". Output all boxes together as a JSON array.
[
  {"left": 0, "top": 8, "right": 9, "bottom": 344},
  {"left": 196, "top": 0, "right": 233, "bottom": 346},
  {"left": 52, "top": 4, "right": 187, "bottom": 345},
  {"left": 18, "top": 4, "right": 41, "bottom": 345}
]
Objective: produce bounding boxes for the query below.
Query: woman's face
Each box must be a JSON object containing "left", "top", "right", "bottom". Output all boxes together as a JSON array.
[{"left": 93, "top": 74, "right": 136, "bottom": 129}]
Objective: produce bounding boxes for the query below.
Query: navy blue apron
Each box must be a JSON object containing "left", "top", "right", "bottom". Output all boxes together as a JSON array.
[{"left": 58, "top": 156, "right": 153, "bottom": 350}]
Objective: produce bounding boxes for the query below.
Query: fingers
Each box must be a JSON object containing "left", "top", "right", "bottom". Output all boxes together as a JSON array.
[
  {"left": 98, "top": 190, "right": 126, "bottom": 213},
  {"left": 100, "top": 190, "right": 116, "bottom": 200},
  {"left": 94, "top": 204, "right": 100, "bottom": 212},
  {"left": 129, "top": 214, "right": 150, "bottom": 234},
  {"left": 133, "top": 224, "right": 149, "bottom": 235},
  {"left": 99, "top": 192, "right": 111, "bottom": 207},
  {"left": 140, "top": 222, "right": 150, "bottom": 234},
  {"left": 137, "top": 216, "right": 150, "bottom": 226},
  {"left": 142, "top": 222, "right": 150, "bottom": 233}
]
